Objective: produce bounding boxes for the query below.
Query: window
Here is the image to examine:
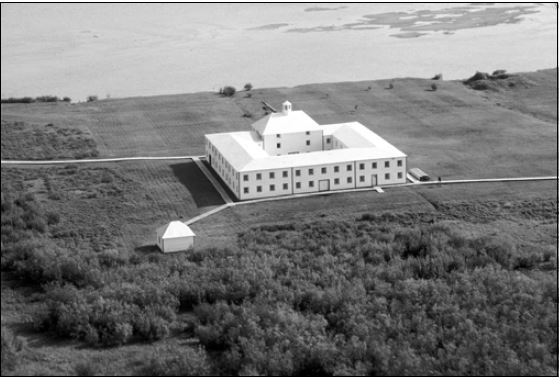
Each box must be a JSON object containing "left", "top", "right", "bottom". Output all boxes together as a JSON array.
[
  {"left": 270, "top": 172, "right": 275, "bottom": 179},
  {"left": 295, "top": 182, "right": 301, "bottom": 189},
  {"left": 257, "top": 186, "right": 262, "bottom": 192},
  {"left": 276, "top": 134, "right": 281, "bottom": 138},
  {"left": 397, "top": 172, "right": 403, "bottom": 179},
  {"left": 397, "top": 160, "right": 402, "bottom": 167},
  {"left": 243, "top": 174, "right": 249, "bottom": 181},
  {"left": 306, "top": 140, "right": 310, "bottom": 146},
  {"left": 385, "top": 173, "right": 390, "bottom": 180},
  {"left": 283, "top": 183, "right": 288, "bottom": 190},
  {"left": 372, "top": 162, "right": 377, "bottom": 169},
  {"left": 347, "top": 177, "right": 353, "bottom": 183},
  {"left": 326, "top": 137, "right": 331, "bottom": 143},
  {"left": 334, "top": 166, "right": 339, "bottom": 173},
  {"left": 334, "top": 178, "right": 340, "bottom": 184},
  {"left": 360, "top": 175, "right": 365, "bottom": 182},
  {"left": 244, "top": 187, "right": 249, "bottom": 194},
  {"left": 295, "top": 169, "right": 301, "bottom": 177},
  {"left": 306, "top": 131, "right": 310, "bottom": 135},
  {"left": 256, "top": 173, "right": 262, "bottom": 180},
  {"left": 277, "top": 143, "right": 281, "bottom": 149},
  {"left": 347, "top": 164, "right": 352, "bottom": 171},
  {"left": 308, "top": 168, "right": 314, "bottom": 175},
  {"left": 309, "top": 181, "right": 314, "bottom": 187},
  {"left": 282, "top": 170, "right": 288, "bottom": 178},
  {"left": 385, "top": 161, "right": 390, "bottom": 168},
  {"left": 321, "top": 167, "right": 327, "bottom": 174},
  {"left": 270, "top": 184, "right": 275, "bottom": 191},
  {"left": 359, "top": 163, "right": 365, "bottom": 170}
]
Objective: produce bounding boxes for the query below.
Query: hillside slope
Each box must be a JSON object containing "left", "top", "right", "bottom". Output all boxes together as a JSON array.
[{"left": 1, "top": 68, "right": 557, "bottom": 179}]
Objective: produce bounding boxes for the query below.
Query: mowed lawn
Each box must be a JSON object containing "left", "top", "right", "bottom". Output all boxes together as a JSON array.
[{"left": 1, "top": 69, "right": 557, "bottom": 180}]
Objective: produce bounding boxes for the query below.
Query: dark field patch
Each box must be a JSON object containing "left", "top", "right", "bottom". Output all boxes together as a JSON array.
[
  {"left": 169, "top": 161, "right": 224, "bottom": 208},
  {"left": 1, "top": 120, "right": 98, "bottom": 160}
]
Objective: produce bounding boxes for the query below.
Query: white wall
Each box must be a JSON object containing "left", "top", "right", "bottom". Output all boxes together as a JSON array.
[
  {"left": 263, "top": 130, "right": 323, "bottom": 155},
  {"left": 354, "top": 157, "right": 407, "bottom": 187},
  {"left": 160, "top": 236, "right": 194, "bottom": 253},
  {"left": 238, "top": 168, "right": 292, "bottom": 200},
  {"left": 206, "top": 138, "right": 240, "bottom": 198},
  {"left": 292, "top": 161, "right": 356, "bottom": 194}
]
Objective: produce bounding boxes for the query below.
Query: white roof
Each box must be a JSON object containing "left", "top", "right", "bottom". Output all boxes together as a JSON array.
[
  {"left": 207, "top": 121, "right": 406, "bottom": 172},
  {"left": 252, "top": 110, "right": 321, "bottom": 135},
  {"left": 206, "top": 131, "right": 267, "bottom": 171},
  {"left": 157, "top": 221, "right": 195, "bottom": 238},
  {"left": 243, "top": 146, "right": 405, "bottom": 171}
]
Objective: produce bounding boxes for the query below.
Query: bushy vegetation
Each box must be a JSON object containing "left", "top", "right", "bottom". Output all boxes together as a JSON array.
[
  {"left": 140, "top": 346, "right": 212, "bottom": 376},
  {"left": 463, "top": 69, "right": 514, "bottom": 90},
  {"left": 1, "top": 167, "right": 556, "bottom": 375},
  {"left": 1, "top": 95, "right": 71, "bottom": 104},
  {"left": 1, "top": 327, "right": 24, "bottom": 375},
  {"left": 1, "top": 120, "right": 99, "bottom": 160},
  {"left": 220, "top": 86, "right": 236, "bottom": 97}
]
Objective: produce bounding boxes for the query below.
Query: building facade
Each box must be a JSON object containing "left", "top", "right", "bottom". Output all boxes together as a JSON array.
[{"left": 205, "top": 101, "right": 407, "bottom": 200}]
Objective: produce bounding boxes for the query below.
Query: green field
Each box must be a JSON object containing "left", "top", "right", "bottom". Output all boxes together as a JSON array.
[{"left": 1, "top": 69, "right": 557, "bottom": 376}]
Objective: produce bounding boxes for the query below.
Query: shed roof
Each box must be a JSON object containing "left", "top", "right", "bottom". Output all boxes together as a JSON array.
[
  {"left": 157, "top": 221, "right": 195, "bottom": 238},
  {"left": 252, "top": 110, "right": 321, "bottom": 135}
]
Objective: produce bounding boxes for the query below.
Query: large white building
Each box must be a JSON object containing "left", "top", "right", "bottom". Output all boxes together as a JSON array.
[{"left": 205, "top": 101, "right": 407, "bottom": 200}]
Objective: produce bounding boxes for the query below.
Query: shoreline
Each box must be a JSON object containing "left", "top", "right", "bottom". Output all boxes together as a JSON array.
[{"left": 1, "top": 67, "right": 556, "bottom": 103}]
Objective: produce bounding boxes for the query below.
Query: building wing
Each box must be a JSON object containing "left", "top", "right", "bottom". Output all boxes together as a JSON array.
[
  {"left": 206, "top": 131, "right": 268, "bottom": 171},
  {"left": 252, "top": 110, "right": 322, "bottom": 135}
]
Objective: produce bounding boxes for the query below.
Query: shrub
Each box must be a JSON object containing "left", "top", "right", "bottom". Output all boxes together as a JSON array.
[
  {"left": 222, "top": 86, "right": 236, "bottom": 97},
  {"left": 1, "top": 327, "right": 23, "bottom": 375},
  {"left": 244, "top": 83, "right": 253, "bottom": 91},
  {"left": 140, "top": 347, "right": 212, "bottom": 376},
  {"left": 62, "top": 96, "right": 72, "bottom": 102},
  {"left": 465, "top": 71, "right": 490, "bottom": 83},
  {"left": 74, "top": 361, "right": 98, "bottom": 376},
  {"left": 87, "top": 95, "right": 98, "bottom": 102},
  {"left": 431, "top": 73, "right": 443, "bottom": 80},
  {"left": 431, "top": 83, "right": 438, "bottom": 91},
  {"left": 46, "top": 212, "right": 60, "bottom": 225},
  {"left": 1, "top": 97, "right": 35, "bottom": 104},
  {"left": 36, "top": 95, "right": 59, "bottom": 103}
]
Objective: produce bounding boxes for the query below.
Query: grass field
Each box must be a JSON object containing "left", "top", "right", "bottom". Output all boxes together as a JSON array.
[
  {"left": 190, "top": 180, "right": 557, "bottom": 249},
  {"left": 0, "top": 161, "right": 224, "bottom": 255},
  {"left": 1, "top": 69, "right": 557, "bottom": 376},
  {"left": 2, "top": 68, "right": 557, "bottom": 179}
]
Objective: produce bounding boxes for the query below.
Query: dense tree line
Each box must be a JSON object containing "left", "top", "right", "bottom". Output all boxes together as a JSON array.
[
  {"left": 1, "top": 180, "right": 557, "bottom": 375},
  {"left": 1, "top": 95, "right": 71, "bottom": 104}
]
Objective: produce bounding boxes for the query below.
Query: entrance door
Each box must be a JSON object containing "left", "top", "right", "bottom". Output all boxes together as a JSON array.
[
  {"left": 371, "top": 174, "right": 377, "bottom": 186},
  {"left": 318, "top": 179, "right": 330, "bottom": 191}
]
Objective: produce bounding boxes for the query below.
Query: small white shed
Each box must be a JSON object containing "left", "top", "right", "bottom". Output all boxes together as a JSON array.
[{"left": 156, "top": 221, "right": 195, "bottom": 253}]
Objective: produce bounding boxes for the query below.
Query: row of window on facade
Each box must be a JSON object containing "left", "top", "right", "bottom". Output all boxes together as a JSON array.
[
  {"left": 243, "top": 172, "right": 403, "bottom": 194},
  {"left": 276, "top": 131, "right": 311, "bottom": 138},
  {"left": 276, "top": 141, "right": 312, "bottom": 148},
  {"left": 243, "top": 160, "right": 403, "bottom": 182}
]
